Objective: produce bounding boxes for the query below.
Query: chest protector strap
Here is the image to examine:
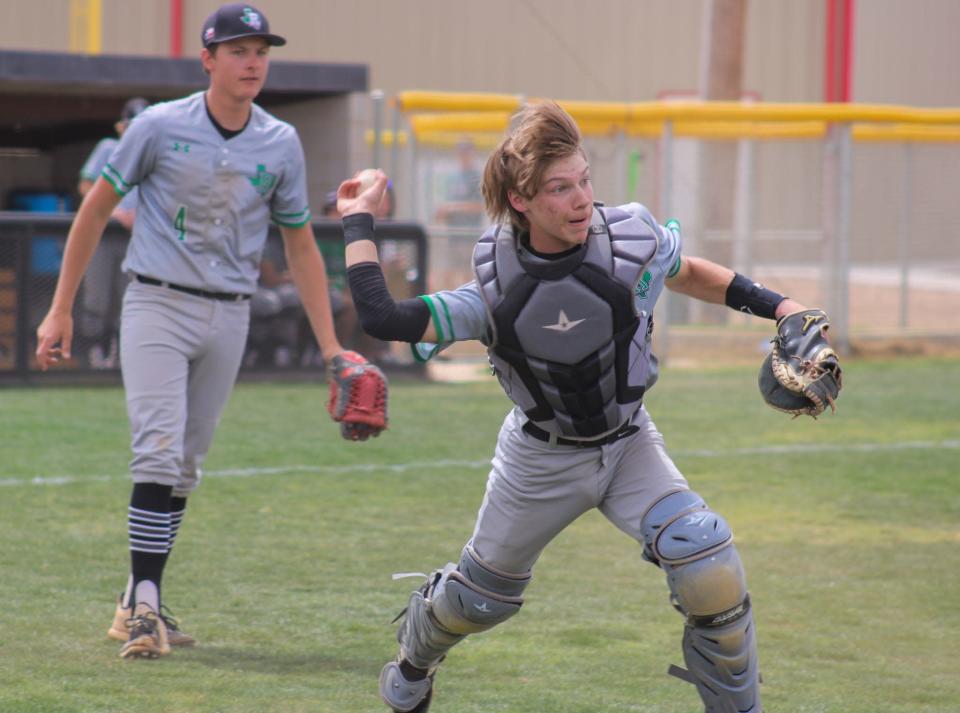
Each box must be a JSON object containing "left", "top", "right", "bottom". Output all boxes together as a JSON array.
[{"left": 472, "top": 205, "right": 659, "bottom": 439}]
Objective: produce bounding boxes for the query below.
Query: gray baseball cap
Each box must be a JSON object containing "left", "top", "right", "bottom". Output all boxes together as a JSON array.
[{"left": 201, "top": 4, "right": 286, "bottom": 48}]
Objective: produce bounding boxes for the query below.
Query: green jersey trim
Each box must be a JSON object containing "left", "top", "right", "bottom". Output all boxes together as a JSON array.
[
  {"left": 411, "top": 293, "right": 455, "bottom": 363},
  {"left": 667, "top": 256, "right": 682, "bottom": 278},
  {"left": 102, "top": 163, "right": 132, "bottom": 196},
  {"left": 410, "top": 342, "right": 441, "bottom": 363},
  {"left": 419, "top": 295, "right": 446, "bottom": 342},
  {"left": 433, "top": 294, "right": 456, "bottom": 342},
  {"left": 272, "top": 208, "right": 312, "bottom": 228}
]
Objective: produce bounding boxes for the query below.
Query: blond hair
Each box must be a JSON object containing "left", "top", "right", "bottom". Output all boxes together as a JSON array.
[{"left": 481, "top": 101, "right": 584, "bottom": 229}]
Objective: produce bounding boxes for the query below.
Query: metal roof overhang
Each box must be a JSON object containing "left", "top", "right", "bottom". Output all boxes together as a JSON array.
[{"left": 0, "top": 49, "right": 368, "bottom": 148}]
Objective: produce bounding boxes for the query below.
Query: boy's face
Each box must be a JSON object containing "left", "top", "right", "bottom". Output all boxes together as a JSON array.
[
  {"left": 508, "top": 152, "right": 594, "bottom": 253},
  {"left": 203, "top": 37, "right": 271, "bottom": 101}
]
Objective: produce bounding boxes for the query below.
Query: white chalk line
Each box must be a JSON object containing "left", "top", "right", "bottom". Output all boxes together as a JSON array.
[{"left": 1, "top": 440, "right": 957, "bottom": 488}]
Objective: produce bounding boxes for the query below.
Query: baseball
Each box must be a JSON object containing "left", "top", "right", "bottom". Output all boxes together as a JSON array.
[{"left": 357, "top": 168, "right": 379, "bottom": 193}]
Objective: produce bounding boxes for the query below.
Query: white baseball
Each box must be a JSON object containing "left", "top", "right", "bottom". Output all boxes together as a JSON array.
[{"left": 357, "top": 168, "right": 378, "bottom": 193}]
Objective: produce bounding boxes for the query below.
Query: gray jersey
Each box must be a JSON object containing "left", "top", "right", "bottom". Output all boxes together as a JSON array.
[
  {"left": 103, "top": 92, "right": 311, "bottom": 294},
  {"left": 412, "top": 202, "right": 682, "bottom": 402},
  {"left": 82, "top": 137, "right": 138, "bottom": 211}
]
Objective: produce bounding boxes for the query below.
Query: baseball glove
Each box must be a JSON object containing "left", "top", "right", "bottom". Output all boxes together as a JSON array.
[
  {"left": 759, "top": 309, "right": 842, "bottom": 417},
  {"left": 327, "top": 351, "right": 388, "bottom": 440}
]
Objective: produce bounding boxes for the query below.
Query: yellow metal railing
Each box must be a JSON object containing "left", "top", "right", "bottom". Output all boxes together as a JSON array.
[{"left": 388, "top": 91, "right": 960, "bottom": 146}]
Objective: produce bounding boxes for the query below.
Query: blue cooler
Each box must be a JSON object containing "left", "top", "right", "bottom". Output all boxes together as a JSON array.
[{"left": 10, "top": 191, "right": 73, "bottom": 275}]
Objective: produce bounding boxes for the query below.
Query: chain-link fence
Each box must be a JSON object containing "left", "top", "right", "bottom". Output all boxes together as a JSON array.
[{"left": 0, "top": 215, "right": 427, "bottom": 382}]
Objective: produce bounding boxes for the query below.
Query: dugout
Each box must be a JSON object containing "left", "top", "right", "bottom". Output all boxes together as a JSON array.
[
  {"left": 0, "top": 48, "right": 369, "bottom": 215},
  {"left": 0, "top": 213, "right": 428, "bottom": 383},
  {"left": 0, "top": 49, "right": 428, "bottom": 383}
]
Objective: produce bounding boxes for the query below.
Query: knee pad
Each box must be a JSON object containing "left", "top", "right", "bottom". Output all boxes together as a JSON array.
[
  {"left": 641, "top": 490, "right": 747, "bottom": 619},
  {"left": 431, "top": 545, "right": 530, "bottom": 635}
]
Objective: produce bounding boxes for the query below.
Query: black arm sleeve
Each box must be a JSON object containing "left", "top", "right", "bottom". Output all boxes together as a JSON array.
[{"left": 346, "top": 262, "right": 431, "bottom": 342}]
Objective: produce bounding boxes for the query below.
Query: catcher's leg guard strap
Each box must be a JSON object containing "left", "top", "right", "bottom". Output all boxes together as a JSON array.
[
  {"left": 397, "top": 576, "right": 465, "bottom": 671},
  {"left": 641, "top": 490, "right": 761, "bottom": 712}
]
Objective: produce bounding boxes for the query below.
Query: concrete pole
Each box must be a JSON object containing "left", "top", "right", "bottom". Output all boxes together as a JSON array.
[
  {"left": 371, "top": 90, "right": 384, "bottom": 170},
  {"left": 698, "top": 0, "right": 748, "bottom": 321}
]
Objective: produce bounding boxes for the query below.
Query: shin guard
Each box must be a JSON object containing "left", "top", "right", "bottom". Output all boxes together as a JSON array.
[{"left": 642, "top": 490, "right": 762, "bottom": 712}]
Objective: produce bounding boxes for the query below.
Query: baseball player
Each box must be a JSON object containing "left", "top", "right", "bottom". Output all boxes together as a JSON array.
[
  {"left": 338, "top": 102, "right": 827, "bottom": 712},
  {"left": 35, "top": 3, "right": 385, "bottom": 659},
  {"left": 76, "top": 97, "right": 149, "bottom": 367}
]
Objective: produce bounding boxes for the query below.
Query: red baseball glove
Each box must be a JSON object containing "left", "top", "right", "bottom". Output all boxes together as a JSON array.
[{"left": 327, "top": 351, "right": 388, "bottom": 440}]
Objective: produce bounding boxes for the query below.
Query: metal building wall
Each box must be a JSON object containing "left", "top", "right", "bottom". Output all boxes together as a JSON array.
[
  {"left": 2, "top": 1, "right": 804, "bottom": 101},
  {"left": 4, "top": 1, "right": 956, "bottom": 105}
]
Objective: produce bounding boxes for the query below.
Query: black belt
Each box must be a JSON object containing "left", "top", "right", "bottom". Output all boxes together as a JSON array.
[
  {"left": 522, "top": 420, "right": 640, "bottom": 448},
  {"left": 135, "top": 274, "right": 251, "bottom": 302}
]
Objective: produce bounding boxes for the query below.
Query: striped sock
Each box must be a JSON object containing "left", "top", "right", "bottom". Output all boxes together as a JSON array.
[
  {"left": 167, "top": 497, "right": 187, "bottom": 554},
  {"left": 129, "top": 505, "right": 171, "bottom": 555},
  {"left": 128, "top": 483, "right": 172, "bottom": 602}
]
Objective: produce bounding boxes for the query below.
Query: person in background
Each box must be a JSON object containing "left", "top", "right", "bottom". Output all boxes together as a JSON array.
[
  {"left": 35, "top": 3, "right": 382, "bottom": 660},
  {"left": 247, "top": 236, "right": 305, "bottom": 367},
  {"left": 76, "top": 97, "right": 150, "bottom": 368},
  {"left": 434, "top": 138, "right": 484, "bottom": 230},
  {"left": 322, "top": 186, "right": 394, "bottom": 364}
]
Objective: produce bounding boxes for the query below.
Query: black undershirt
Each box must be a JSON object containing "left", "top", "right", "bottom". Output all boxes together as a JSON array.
[
  {"left": 519, "top": 230, "right": 584, "bottom": 261},
  {"left": 204, "top": 96, "right": 249, "bottom": 140}
]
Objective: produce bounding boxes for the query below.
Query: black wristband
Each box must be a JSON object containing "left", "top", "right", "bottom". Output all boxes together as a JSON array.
[
  {"left": 725, "top": 273, "right": 785, "bottom": 320},
  {"left": 342, "top": 212, "right": 375, "bottom": 246}
]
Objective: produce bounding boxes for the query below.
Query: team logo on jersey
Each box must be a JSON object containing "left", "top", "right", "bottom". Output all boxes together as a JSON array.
[
  {"left": 543, "top": 310, "right": 586, "bottom": 333},
  {"left": 635, "top": 271, "right": 652, "bottom": 299},
  {"left": 248, "top": 164, "right": 276, "bottom": 195},
  {"left": 241, "top": 8, "right": 262, "bottom": 30}
]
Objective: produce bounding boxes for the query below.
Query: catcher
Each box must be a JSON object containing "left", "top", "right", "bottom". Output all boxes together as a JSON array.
[{"left": 339, "top": 102, "right": 840, "bottom": 713}]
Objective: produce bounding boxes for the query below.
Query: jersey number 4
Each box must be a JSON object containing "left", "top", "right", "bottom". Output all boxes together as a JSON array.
[{"left": 174, "top": 206, "right": 187, "bottom": 241}]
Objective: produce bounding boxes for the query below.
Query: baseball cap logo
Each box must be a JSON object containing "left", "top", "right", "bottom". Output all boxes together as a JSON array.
[
  {"left": 201, "top": 3, "right": 286, "bottom": 48},
  {"left": 240, "top": 7, "right": 262, "bottom": 30}
]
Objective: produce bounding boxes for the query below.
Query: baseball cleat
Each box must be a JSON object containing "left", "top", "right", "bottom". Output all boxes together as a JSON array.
[
  {"left": 119, "top": 603, "right": 171, "bottom": 659},
  {"left": 158, "top": 604, "right": 196, "bottom": 647},
  {"left": 108, "top": 595, "right": 196, "bottom": 647},
  {"left": 379, "top": 659, "right": 434, "bottom": 712}
]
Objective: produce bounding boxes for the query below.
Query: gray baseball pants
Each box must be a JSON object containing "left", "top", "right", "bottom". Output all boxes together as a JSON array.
[
  {"left": 470, "top": 406, "right": 689, "bottom": 573},
  {"left": 120, "top": 280, "right": 250, "bottom": 497}
]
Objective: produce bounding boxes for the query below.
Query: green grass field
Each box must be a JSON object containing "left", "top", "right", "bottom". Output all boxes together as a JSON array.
[{"left": 1, "top": 357, "right": 958, "bottom": 713}]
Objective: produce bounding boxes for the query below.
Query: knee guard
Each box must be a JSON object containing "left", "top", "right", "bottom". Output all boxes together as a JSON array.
[
  {"left": 396, "top": 545, "right": 531, "bottom": 670},
  {"left": 641, "top": 490, "right": 761, "bottom": 713}
]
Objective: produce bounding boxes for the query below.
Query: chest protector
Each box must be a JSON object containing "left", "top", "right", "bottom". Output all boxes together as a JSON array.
[{"left": 473, "top": 205, "right": 659, "bottom": 439}]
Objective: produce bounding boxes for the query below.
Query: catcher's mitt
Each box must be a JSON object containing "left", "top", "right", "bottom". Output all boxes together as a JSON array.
[
  {"left": 759, "top": 309, "right": 842, "bottom": 417},
  {"left": 327, "top": 351, "right": 388, "bottom": 440}
]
